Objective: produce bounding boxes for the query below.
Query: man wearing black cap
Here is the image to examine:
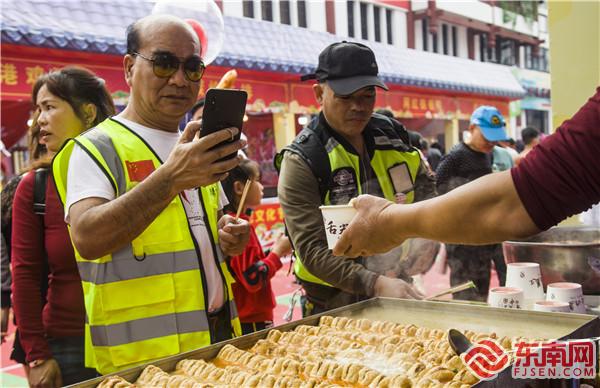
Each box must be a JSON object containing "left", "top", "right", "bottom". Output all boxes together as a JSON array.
[{"left": 275, "top": 42, "right": 436, "bottom": 316}]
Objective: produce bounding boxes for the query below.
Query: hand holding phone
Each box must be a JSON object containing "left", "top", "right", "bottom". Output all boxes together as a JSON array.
[
  {"left": 200, "top": 88, "right": 248, "bottom": 161},
  {"left": 164, "top": 120, "right": 244, "bottom": 193}
]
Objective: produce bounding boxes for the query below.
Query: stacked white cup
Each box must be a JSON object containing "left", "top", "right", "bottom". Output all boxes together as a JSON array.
[
  {"left": 546, "top": 282, "right": 586, "bottom": 314},
  {"left": 505, "top": 262, "right": 545, "bottom": 309},
  {"left": 533, "top": 301, "right": 571, "bottom": 313},
  {"left": 488, "top": 287, "right": 524, "bottom": 309}
]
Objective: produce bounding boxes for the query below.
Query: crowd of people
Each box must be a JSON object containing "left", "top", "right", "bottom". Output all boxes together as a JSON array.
[{"left": 1, "top": 12, "right": 598, "bottom": 387}]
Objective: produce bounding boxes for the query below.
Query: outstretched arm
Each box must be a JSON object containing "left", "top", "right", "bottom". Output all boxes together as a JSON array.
[
  {"left": 334, "top": 170, "right": 539, "bottom": 257},
  {"left": 279, "top": 153, "right": 421, "bottom": 299},
  {"left": 337, "top": 87, "right": 600, "bottom": 257}
]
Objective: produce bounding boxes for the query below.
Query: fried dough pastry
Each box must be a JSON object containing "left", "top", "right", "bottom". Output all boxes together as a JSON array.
[
  {"left": 98, "top": 315, "right": 539, "bottom": 388},
  {"left": 97, "top": 376, "right": 133, "bottom": 388},
  {"left": 135, "top": 365, "right": 170, "bottom": 387}
]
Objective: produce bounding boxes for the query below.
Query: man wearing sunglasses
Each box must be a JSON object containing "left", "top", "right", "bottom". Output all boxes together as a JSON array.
[{"left": 52, "top": 15, "right": 249, "bottom": 374}]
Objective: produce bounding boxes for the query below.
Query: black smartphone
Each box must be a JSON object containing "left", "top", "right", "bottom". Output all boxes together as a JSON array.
[{"left": 200, "top": 88, "right": 248, "bottom": 161}]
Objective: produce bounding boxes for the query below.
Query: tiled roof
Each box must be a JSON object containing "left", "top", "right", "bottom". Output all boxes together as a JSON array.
[{"left": 1, "top": 0, "right": 525, "bottom": 98}]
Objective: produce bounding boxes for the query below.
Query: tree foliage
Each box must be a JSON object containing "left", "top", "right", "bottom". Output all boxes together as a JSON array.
[{"left": 498, "top": 1, "right": 539, "bottom": 26}]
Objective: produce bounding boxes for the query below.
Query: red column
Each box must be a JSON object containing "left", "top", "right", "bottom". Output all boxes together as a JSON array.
[
  {"left": 325, "top": 1, "right": 336, "bottom": 34},
  {"left": 407, "top": 2, "right": 415, "bottom": 49},
  {"left": 467, "top": 28, "right": 475, "bottom": 60}
]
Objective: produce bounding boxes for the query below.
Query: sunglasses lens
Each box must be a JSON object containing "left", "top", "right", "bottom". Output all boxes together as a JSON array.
[
  {"left": 152, "top": 54, "right": 178, "bottom": 78},
  {"left": 184, "top": 58, "right": 204, "bottom": 82}
]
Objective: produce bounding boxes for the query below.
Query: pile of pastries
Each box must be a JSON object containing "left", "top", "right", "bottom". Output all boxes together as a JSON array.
[{"left": 98, "top": 315, "right": 523, "bottom": 388}]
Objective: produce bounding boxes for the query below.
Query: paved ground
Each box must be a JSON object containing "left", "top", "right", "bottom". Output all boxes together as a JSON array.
[{"left": 0, "top": 256, "right": 499, "bottom": 387}]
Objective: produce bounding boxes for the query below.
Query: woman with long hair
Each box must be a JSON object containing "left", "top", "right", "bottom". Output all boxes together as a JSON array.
[{"left": 11, "top": 67, "right": 115, "bottom": 387}]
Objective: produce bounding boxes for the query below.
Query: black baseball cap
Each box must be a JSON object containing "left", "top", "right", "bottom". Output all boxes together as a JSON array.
[{"left": 301, "top": 41, "right": 388, "bottom": 96}]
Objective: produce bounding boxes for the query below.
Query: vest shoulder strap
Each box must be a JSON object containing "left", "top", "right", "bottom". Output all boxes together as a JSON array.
[
  {"left": 274, "top": 114, "right": 413, "bottom": 200},
  {"left": 33, "top": 168, "right": 48, "bottom": 215},
  {"left": 369, "top": 113, "right": 412, "bottom": 149},
  {"left": 274, "top": 125, "right": 330, "bottom": 201}
]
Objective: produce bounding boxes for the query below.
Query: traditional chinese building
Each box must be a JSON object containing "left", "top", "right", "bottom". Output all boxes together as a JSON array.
[{"left": 1, "top": 0, "right": 524, "bottom": 195}]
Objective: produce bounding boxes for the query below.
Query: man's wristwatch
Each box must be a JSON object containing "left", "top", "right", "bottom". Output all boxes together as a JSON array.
[{"left": 28, "top": 359, "right": 47, "bottom": 368}]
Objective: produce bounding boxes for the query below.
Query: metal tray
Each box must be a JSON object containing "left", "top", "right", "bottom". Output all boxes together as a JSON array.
[{"left": 70, "top": 298, "right": 600, "bottom": 388}]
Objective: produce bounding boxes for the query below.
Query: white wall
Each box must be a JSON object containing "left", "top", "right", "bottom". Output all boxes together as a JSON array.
[
  {"left": 353, "top": 0, "right": 361, "bottom": 39},
  {"left": 335, "top": 0, "right": 349, "bottom": 38},
  {"left": 222, "top": 0, "right": 408, "bottom": 48},
  {"left": 414, "top": 22, "right": 468, "bottom": 57},
  {"left": 436, "top": 1, "right": 492, "bottom": 24},
  {"left": 518, "top": 45, "right": 525, "bottom": 68},
  {"left": 290, "top": 0, "right": 298, "bottom": 27},
  {"left": 435, "top": 1, "right": 539, "bottom": 38},
  {"left": 427, "top": 25, "right": 434, "bottom": 51},
  {"left": 222, "top": 1, "right": 243, "bottom": 18},
  {"left": 253, "top": 0, "right": 261, "bottom": 21},
  {"left": 493, "top": 6, "right": 539, "bottom": 37},
  {"left": 538, "top": 14, "right": 548, "bottom": 34},
  {"left": 307, "top": 0, "right": 327, "bottom": 32},
  {"left": 473, "top": 34, "right": 481, "bottom": 61},
  {"left": 436, "top": 24, "right": 444, "bottom": 53},
  {"left": 379, "top": 6, "right": 387, "bottom": 44},
  {"left": 272, "top": 0, "right": 281, "bottom": 23},
  {"left": 367, "top": 2, "right": 375, "bottom": 41},
  {"left": 394, "top": 9, "right": 407, "bottom": 49},
  {"left": 457, "top": 25, "right": 468, "bottom": 58},
  {"left": 411, "top": 0, "right": 428, "bottom": 12},
  {"left": 414, "top": 19, "right": 423, "bottom": 50}
]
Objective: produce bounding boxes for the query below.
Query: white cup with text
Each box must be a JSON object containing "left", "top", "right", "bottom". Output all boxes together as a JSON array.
[
  {"left": 505, "top": 262, "right": 545, "bottom": 302},
  {"left": 319, "top": 204, "right": 357, "bottom": 250},
  {"left": 546, "top": 282, "right": 586, "bottom": 314},
  {"left": 488, "top": 286, "right": 524, "bottom": 310}
]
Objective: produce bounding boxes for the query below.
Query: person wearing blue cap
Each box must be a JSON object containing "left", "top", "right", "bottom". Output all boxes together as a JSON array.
[
  {"left": 470, "top": 106, "right": 510, "bottom": 142},
  {"left": 428, "top": 106, "right": 509, "bottom": 300}
]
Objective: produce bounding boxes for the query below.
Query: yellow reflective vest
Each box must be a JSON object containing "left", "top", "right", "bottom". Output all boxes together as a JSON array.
[
  {"left": 52, "top": 118, "right": 241, "bottom": 374},
  {"left": 276, "top": 113, "right": 421, "bottom": 287}
]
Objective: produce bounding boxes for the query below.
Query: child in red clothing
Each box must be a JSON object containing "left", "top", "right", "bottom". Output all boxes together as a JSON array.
[{"left": 222, "top": 159, "right": 292, "bottom": 335}]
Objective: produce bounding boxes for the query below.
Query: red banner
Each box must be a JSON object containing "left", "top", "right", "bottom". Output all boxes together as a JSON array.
[
  {"left": 243, "top": 112, "right": 279, "bottom": 189},
  {"left": 456, "top": 96, "right": 510, "bottom": 120},
  {"left": 1, "top": 47, "right": 510, "bottom": 147},
  {"left": 197, "top": 72, "right": 288, "bottom": 111},
  {"left": 288, "top": 83, "right": 509, "bottom": 120},
  {"left": 375, "top": 0, "right": 410, "bottom": 9},
  {"left": 1, "top": 47, "right": 511, "bottom": 120},
  {"left": 384, "top": 91, "right": 456, "bottom": 119},
  {"left": 249, "top": 201, "right": 285, "bottom": 250},
  {"left": 1, "top": 56, "right": 129, "bottom": 102},
  {"left": 0, "top": 55, "right": 290, "bottom": 109},
  {"left": 383, "top": 90, "right": 509, "bottom": 120},
  {"left": 290, "top": 84, "right": 320, "bottom": 113}
]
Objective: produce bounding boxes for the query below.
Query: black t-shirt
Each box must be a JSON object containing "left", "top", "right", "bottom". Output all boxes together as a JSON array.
[
  {"left": 435, "top": 142, "right": 492, "bottom": 195},
  {"left": 434, "top": 142, "right": 500, "bottom": 262},
  {"left": 427, "top": 147, "right": 443, "bottom": 171}
]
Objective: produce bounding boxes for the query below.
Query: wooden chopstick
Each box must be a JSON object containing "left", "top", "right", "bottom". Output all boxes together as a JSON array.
[
  {"left": 425, "top": 281, "right": 476, "bottom": 301},
  {"left": 235, "top": 179, "right": 252, "bottom": 221}
]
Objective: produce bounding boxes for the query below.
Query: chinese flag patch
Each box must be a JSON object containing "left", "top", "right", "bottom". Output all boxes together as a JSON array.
[{"left": 125, "top": 160, "right": 155, "bottom": 182}]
